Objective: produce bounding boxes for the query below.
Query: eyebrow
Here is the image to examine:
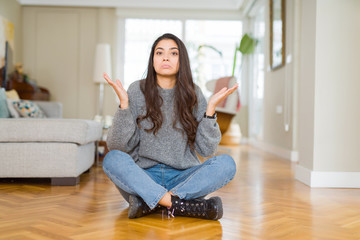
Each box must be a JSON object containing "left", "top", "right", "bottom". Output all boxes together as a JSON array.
[{"left": 155, "top": 47, "right": 179, "bottom": 50}]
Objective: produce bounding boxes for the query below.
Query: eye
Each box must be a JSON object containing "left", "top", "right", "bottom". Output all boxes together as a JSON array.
[
  {"left": 171, "top": 52, "right": 179, "bottom": 56},
  {"left": 156, "top": 51, "right": 162, "bottom": 55}
]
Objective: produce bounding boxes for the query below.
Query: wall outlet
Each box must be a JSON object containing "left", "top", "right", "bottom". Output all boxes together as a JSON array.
[
  {"left": 286, "top": 54, "right": 292, "bottom": 64},
  {"left": 276, "top": 105, "right": 283, "bottom": 114}
]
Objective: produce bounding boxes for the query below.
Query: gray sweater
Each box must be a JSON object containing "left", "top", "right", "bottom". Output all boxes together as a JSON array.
[{"left": 106, "top": 80, "right": 221, "bottom": 169}]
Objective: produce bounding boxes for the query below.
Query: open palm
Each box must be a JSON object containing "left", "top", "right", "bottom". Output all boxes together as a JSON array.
[
  {"left": 208, "top": 84, "right": 239, "bottom": 108},
  {"left": 103, "top": 72, "right": 129, "bottom": 109}
]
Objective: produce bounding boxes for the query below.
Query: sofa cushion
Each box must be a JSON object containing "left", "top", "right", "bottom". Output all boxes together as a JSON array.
[
  {"left": 12, "top": 99, "right": 46, "bottom": 118},
  {"left": 5, "top": 89, "right": 20, "bottom": 100},
  {"left": 0, "top": 119, "right": 102, "bottom": 145},
  {"left": 6, "top": 99, "right": 21, "bottom": 118},
  {"left": 33, "top": 101, "right": 63, "bottom": 118}
]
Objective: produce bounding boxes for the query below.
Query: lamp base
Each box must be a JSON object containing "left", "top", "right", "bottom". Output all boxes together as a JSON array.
[{"left": 98, "top": 82, "right": 104, "bottom": 116}]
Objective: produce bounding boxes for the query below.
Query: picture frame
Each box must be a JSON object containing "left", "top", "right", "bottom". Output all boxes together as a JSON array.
[{"left": 269, "top": 0, "right": 285, "bottom": 70}]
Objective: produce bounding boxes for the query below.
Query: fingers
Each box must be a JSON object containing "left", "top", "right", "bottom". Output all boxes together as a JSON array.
[
  {"left": 219, "top": 87, "right": 228, "bottom": 93},
  {"left": 116, "top": 79, "right": 125, "bottom": 91},
  {"left": 214, "top": 84, "right": 238, "bottom": 96},
  {"left": 225, "top": 83, "right": 239, "bottom": 95},
  {"left": 216, "top": 84, "right": 238, "bottom": 97},
  {"left": 214, "top": 87, "right": 228, "bottom": 97},
  {"left": 103, "top": 72, "right": 113, "bottom": 84},
  {"left": 208, "top": 83, "right": 239, "bottom": 108},
  {"left": 230, "top": 83, "right": 239, "bottom": 91},
  {"left": 103, "top": 72, "right": 125, "bottom": 90}
]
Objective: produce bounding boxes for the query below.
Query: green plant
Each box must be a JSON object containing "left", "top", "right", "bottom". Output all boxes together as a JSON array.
[
  {"left": 197, "top": 44, "right": 223, "bottom": 58},
  {"left": 232, "top": 33, "right": 257, "bottom": 76}
]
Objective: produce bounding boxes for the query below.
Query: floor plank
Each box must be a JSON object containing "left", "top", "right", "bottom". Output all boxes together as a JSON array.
[{"left": 1, "top": 145, "right": 360, "bottom": 239}]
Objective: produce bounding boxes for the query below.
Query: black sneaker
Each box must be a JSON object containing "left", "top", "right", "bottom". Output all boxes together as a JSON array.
[
  {"left": 168, "top": 195, "right": 223, "bottom": 220},
  {"left": 128, "top": 195, "right": 163, "bottom": 219}
]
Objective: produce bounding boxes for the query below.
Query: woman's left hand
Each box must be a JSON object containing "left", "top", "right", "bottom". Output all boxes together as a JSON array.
[{"left": 206, "top": 84, "right": 239, "bottom": 116}]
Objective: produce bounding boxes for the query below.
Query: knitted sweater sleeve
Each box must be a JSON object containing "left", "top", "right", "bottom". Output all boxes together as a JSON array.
[
  {"left": 106, "top": 84, "right": 140, "bottom": 152},
  {"left": 194, "top": 86, "right": 221, "bottom": 157}
]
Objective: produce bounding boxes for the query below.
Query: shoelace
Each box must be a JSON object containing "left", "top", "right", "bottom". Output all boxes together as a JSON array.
[{"left": 167, "top": 207, "right": 175, "bottom": 218}]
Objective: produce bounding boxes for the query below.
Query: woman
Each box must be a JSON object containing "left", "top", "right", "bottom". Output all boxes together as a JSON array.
[{"left": 103, "top": 33, "right": 238, "bottom": 220}]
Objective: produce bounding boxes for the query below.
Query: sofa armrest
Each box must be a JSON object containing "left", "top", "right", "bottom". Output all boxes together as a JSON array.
[{"left": 33, "top": 101, "right": 63, "bottom": 118}]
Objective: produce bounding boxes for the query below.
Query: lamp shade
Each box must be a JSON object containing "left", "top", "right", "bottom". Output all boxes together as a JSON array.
[{"left": 93, "top": 43, "right": 112, "bottom": 83}]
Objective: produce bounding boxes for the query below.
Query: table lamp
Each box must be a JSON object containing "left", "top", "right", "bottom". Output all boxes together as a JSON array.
[{"left": 93, "top": 43, "right": 112, "bottom": 117}]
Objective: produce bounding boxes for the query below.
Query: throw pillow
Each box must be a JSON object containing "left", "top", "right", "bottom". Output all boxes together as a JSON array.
[
  {"left": 5, "top": 89, "right": 20, "bottom": 100},
  {"left": 0, "top": 88, "right": 11, "bottom": 118},
  {"left": 6, "top": 99, "right": 21, "bottom": 118},
  {"left": 12, "top": 100, "right": 46, "bottom": 118}
]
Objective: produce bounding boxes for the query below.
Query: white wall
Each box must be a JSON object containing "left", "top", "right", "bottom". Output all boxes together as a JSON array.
[
  {"left": 0, "top": 0, "right": 22, "bottom": 63},
  {"left": 247, "top": 0, "right": 297, "bottom": 159},
  {"left": 297, "top": 0, "right": 316, "bottom": 170},
  {"left": 263, "top": 0, "right": 295, "bottom": 150},
  {"left": 313, "top": 0, "right": 360, "bottom": 172},
  {"left": 22, "top": 6, "right": 118, "bottom": 119},
  {"left": 248, "top": 0, "right": 360, "bottom": 181},
  {"left": 296, "top": 0, "right": 360, "bottom": 187}
]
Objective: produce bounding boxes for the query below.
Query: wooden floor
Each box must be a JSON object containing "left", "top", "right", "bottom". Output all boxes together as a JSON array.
[{"left": 1, "top": 145, "right": 360, "bottom": 240}]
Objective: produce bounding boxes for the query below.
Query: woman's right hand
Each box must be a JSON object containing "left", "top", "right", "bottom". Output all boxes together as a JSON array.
[{"left": 103, "top": 72, "right": 129, "bottom": 109}]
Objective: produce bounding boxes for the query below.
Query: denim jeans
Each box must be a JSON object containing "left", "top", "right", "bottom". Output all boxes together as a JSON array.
[{"left": 103, "top": 150, "right": 236, "bottom": 209}]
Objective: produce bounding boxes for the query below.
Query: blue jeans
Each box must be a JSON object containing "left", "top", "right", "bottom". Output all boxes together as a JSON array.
[{"left": 103, "top": 150, "right": 236, "bottom": 209}]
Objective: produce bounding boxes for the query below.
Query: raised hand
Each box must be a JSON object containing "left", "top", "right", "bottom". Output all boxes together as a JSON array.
[
  {"left": 206, "top": 84, "right": 239, "bottom": 116},
  {"left": 103, "top": 72, "right": 129, "bottom": 109}
]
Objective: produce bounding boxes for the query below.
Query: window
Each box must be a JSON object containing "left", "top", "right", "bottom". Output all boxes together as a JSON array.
[
  {"left": 249, "top": 6, "right": 265, "bottom": 140},
  {"left": 119, "top": 17, "right": 242, "bottom": 96},
  {"left": 123, "top": 19, "right": 182, "bottom": 89},
  {"left": 185, "top": 20, "right": 242, "bottom": 97}
]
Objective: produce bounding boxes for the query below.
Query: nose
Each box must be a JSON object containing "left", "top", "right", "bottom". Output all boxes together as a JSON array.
[{"left": 163, "top": 53, "right": 170, "bottom": 61}]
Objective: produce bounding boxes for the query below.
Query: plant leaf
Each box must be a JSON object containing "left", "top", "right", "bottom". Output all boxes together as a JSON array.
[{"left": 239, "top": 33, "right": 256, "bottom": 55}]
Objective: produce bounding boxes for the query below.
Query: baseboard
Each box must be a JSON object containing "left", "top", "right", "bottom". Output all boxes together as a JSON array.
[
  {"left": 295, "top": 164, "right": 360, "bottom": 188},
  {"left": 294, "top": 164, "right": 312, "bottom": 186},
  {"left": 291, "top": 151, "right": 299, "bottom": 162},
  {"left": 249, "top": 139, "right": 298, "bottom": 162}
]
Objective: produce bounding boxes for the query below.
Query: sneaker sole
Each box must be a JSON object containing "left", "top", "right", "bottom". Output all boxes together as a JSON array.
[
  {"left": 128, "top": 195, "right": 140, "bottom": 219},
  {"left": 209, "top": 196, "right": 223, "bottom": 220}
]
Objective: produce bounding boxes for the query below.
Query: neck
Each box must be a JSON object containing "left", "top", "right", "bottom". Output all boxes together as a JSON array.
[{"left": 157, "top": 75, "right": 176, "bottom": 89}]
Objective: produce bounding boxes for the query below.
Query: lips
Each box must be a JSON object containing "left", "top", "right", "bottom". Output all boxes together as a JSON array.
[{"left": 161, "top": 64, "right": 171, "bottom": 69}]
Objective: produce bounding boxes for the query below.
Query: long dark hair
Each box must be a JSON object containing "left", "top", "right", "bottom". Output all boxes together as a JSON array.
[{"left": 136, "top": 33, "right": 199, "bottom": 150}]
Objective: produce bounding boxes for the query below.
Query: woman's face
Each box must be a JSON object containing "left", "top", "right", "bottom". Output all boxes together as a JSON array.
[{"left": 153, "top": 39, "right": 180, "bottom": 79}]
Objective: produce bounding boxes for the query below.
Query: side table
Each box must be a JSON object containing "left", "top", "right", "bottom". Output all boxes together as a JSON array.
[
  {"left": 96, "top": 140, "right": 109, "bottom": 165},
  {"left": 94, "top": 120, "right": 112, "bottom": 165}
]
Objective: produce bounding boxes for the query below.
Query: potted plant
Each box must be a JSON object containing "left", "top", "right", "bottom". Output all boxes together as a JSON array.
[
  {"left": 232, "top": 33, "right": 257, "bottom": 77},
  {"left": 204, "top": 33, "right": 257, "bottom": 134}
]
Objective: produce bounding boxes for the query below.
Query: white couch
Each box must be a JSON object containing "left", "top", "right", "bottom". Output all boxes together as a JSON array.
[{"left": 0, "top": 101, "right": 102, "bottom": 185}]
